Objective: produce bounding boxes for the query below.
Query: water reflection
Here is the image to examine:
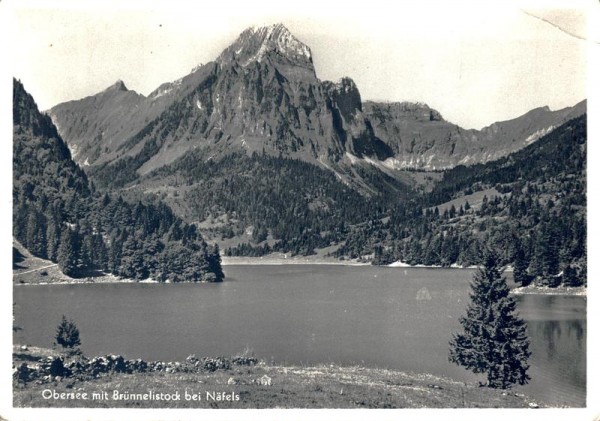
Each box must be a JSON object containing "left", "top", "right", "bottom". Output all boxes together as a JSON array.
[
  {"left": 524, "top": 316, "right": 586, "bottom": 406},
  {"left": 567, "top": 319, "right": 585, "bottom": 343},
  {"left": 541, "top": 320, "right": 561, "bottom": 358}
]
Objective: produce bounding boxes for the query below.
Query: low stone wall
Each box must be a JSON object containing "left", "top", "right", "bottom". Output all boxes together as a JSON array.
[{"left": 13, "top": 353, "right": 259, "bottom": 385}]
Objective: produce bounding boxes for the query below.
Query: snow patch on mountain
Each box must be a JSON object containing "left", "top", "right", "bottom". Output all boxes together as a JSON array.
[
  {"left": 152, "top": 87, "right": 172, "bottom": 99},
  {"left": 149, "top": 79, "right": 182, "bottom": 100},
  {"left": 363, "top": 156, "right": 381, "bottom": 167}
]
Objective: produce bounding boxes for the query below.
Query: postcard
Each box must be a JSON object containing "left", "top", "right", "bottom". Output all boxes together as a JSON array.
[{"left": 2, "top": 1, "right": 597, "bottom": 420}]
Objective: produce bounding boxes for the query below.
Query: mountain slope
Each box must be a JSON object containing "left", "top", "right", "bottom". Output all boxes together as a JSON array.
[
  {"left": 132, "top": 149, "right": 410, "bottom": 257},
  {"left": 50, "top": 24, "right": 395, "bottom": 191},
  {"left": 338, "top": 114, "right": 586, "bottom": 286},
  {"left": 48, "top": 64, "right": 221, "bottom": 169},
  {"left": 13, "top": 79, "right": 224, "bottom": 282}
]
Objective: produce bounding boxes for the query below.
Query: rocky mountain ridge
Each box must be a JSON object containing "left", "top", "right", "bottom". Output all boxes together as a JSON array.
[
  {"left": 364, "top": 99, "right": 586, "bottom": 170},
  {"left": 48, "top": 24, "right": 586, "bottom": 184}
]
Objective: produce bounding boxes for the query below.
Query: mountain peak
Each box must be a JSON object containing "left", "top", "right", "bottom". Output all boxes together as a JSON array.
[
  {"left": 106, "top": 79, "right": 128, "bottom": 92},
  {"left": 217, "top": 23, "right": 312, "bottom": 68}
]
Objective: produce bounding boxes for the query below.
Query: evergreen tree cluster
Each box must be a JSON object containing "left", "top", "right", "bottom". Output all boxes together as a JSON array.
[
  {"left": 143, "top": 151, "right": 406, "bottom": 257},
  {"left": 13, "top": 79, "right": 223, "bottom": 282}
]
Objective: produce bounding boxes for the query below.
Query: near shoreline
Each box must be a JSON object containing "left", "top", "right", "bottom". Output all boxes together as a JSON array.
[{"left": 13, "top": 345, "right": 544, "bottom": 409}]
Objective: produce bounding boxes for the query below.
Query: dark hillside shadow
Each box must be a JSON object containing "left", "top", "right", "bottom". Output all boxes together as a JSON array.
[{"left": 13, "top": 247, "right": 26, "bottom": 269}]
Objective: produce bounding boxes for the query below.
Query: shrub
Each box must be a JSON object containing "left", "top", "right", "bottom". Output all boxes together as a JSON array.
[{"left": 54, "top": 315, "right": 81, "bottom": 351}]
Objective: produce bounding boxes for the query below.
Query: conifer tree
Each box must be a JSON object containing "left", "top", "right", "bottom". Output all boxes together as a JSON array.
[
  {"left": 562, "top": 265, "right": 582, "bottom": 287},
  {"left": 54, "top": 315, "right": 81, "bottom": 350},
  {"left": 532, "top": 223, "right": 560, "bottom": 285},
  {"left": 57, "top": 227, "right": 78, "bottom": 277},
  {"left": 207, "top": 243, "right": 224, "bottom": 281},
  {"left": 449, "top": 250, "right": 531, "bottom": 388},
  {"left": 25, "top": 210, "right": 47, "bottom": 258},
  {"left": 513, "top": 242, "right": 531, "bottom": 287},
  {"left": 45, "top": 219, "right": 60, "bottom": 262}
]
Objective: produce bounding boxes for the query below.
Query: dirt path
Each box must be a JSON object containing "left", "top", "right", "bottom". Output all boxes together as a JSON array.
[{"left": 14, "top": 263, "right": 57, "bottom": 276}]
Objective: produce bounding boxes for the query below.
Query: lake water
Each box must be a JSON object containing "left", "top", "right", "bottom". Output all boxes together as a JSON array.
[{"left": 13, "top": 265, "right": 586, "bottom": 407}]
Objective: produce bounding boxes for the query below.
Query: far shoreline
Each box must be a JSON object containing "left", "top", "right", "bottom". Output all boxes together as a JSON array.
[
  {"left": 220, "top": 256, "right": 369, "bottom": 266},
  {"left": 14, "top": 258, "right": 587, "bottom": 297},
  {"left": 510, "top": 284, "right": 587, "bottom": 297}
]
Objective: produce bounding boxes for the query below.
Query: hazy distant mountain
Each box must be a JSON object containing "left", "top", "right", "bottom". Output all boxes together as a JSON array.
[{"left": 364, "top": 99, "right": 586, "bottom": 170}]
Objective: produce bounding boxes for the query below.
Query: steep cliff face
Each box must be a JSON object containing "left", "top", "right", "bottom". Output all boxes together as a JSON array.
[
  {"left": 323, "top": 78, "right": 393, "bottom": 161},
  {"left": 217, "top": 24, "right": 313, "bottom": 70},
  {"left": 13, "top": 78, "right": 91, "bottom": 199},
  {"left": 190, "top": 23, "right": 345, "bottom": 166}
]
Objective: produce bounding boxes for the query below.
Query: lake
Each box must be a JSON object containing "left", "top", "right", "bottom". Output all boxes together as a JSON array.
[{"left": 13, "top": 265, "right": 586, "bottom": 407}]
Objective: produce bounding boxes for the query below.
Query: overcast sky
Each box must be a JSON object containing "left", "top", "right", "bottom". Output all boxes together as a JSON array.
[{"left": 5, "top": 0, "right": 597, "bottom": 129}]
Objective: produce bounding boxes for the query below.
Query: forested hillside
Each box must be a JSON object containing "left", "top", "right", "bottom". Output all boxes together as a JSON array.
[
  {"left": 40, "top": 23, "right": 586, "bottom": 289},
  {"left": 13, "top": 79, "right": 223, "bottom": 282},
  {"left": 338, "top": 115, "right": 587, "bottom": 287},
  {"left": 138, "top": 151, "right": 411, "bottom": 257},
  {"left": 128, "top": 112, "right": 587, "bottom": 289}
]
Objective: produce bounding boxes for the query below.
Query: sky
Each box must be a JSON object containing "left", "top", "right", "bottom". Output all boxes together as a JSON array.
[{"left": 4, "top": 0, "right": 597, "bottom": 129}]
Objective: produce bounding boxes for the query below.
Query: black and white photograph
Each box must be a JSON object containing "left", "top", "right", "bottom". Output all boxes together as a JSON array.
[{"left": 2, "top": 1, "right": 598, "bottom": 420}]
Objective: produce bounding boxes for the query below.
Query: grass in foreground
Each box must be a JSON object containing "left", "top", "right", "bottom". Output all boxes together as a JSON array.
[{"left": 13, "top": 346, "right": 541, "bottom": 409}]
